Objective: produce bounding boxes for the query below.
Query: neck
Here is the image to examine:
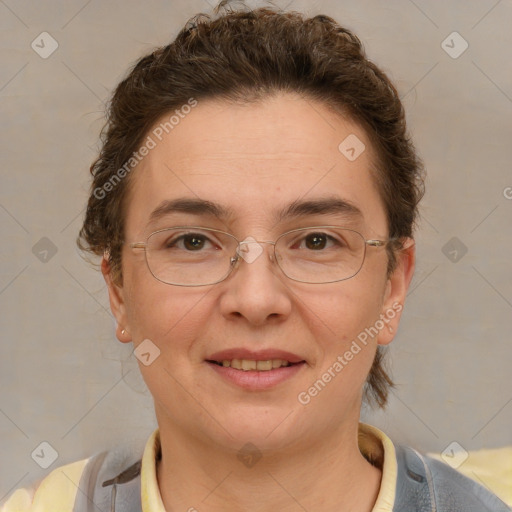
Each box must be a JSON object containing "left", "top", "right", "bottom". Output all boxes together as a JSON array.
[{"left": 155, "top": 418, "right": 382, "bottom": 512}]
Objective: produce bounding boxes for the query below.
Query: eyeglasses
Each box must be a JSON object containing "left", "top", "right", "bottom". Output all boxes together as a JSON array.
[{"left": 129, "top": 226, "right": 396, "bottom": 286}]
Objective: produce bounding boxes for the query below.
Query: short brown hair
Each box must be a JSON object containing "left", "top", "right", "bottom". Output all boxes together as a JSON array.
[{"left": 78, "top": 1, "right": 425, "bottom": 409}]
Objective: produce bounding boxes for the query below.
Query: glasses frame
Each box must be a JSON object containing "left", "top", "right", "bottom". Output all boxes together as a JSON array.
[{"left": 129, "top": 225, "right": 398, "bottom": 286}]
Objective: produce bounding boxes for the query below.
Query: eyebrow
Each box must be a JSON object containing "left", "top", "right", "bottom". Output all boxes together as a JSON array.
[
  {"left": 278, "top": 197, "right": 363, "bottom": 223},
  {"left": 145, "top": 196, "right": 364, "bottom": 229}
]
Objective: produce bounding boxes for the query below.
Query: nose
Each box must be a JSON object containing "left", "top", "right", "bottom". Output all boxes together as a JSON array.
[{"left": 218, "top": 239, "right": 292, "bottom": 326}]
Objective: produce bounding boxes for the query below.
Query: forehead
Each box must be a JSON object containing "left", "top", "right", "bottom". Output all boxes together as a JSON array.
[{"left": 124, "top": 93, "right": 387, "bottom": 237}]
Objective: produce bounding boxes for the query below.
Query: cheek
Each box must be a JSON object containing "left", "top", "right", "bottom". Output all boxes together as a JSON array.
[
  {"left": 299, "top": 286, "right": 384, "bottom": 407},
  {"left": 125, "top": 284, "right": 212, "bottom": 395},
  {"left": 123, "top": 262, "right": 208, "bottom": 348},
  {"left": 298, "top": 268, "right": 387, "bottom": 388},
  {"left": 302, "top": 277, "right": 386, "bottom": 341}
]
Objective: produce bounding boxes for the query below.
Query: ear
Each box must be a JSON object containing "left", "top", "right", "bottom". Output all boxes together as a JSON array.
[
  {"left": 101, "top": 255, "right": 131, "bottom": 343},
  {"left": 377, "top": 238, "right": 416, "bottom": 346}
]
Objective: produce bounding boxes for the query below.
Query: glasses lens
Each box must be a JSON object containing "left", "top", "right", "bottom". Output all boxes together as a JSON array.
[
  {"left": 275, "top": 227, "right": 365, "bottom": 283},
  {"left": 145, "top": 227, "right": 237, "bottom": 286}
]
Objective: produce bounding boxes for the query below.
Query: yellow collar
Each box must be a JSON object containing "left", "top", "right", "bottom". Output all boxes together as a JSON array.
[{"left": 141, "top": 422, "right": 397, "bottom": 511}]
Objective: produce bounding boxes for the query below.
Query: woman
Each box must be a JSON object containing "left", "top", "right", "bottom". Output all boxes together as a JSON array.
[{"left": 2, "top": 2, "right": 510, "bottom": 511}]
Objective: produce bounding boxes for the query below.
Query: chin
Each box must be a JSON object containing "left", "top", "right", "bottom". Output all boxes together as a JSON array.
[{"left": 206, "top": 404, "right": 301, "bottom": 447}]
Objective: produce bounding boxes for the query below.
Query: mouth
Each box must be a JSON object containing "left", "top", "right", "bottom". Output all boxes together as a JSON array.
[
  {"left": 205, "top": 350, "right": 307, "bottom": 390},
  {"left": 206, "top": 358, "right": 304, "bottom": 371}
]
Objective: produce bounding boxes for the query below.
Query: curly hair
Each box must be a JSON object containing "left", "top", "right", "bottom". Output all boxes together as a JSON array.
[{"left": 77, "top": 0, "right": 425, "bottom": 409}]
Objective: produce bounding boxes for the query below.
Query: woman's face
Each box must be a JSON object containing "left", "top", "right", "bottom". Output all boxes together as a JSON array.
[{"left": 104, "top": 93, "right": 414, "bottom": 451}]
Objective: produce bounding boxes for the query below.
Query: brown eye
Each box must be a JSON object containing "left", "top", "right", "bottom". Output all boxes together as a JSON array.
[
  {"left": 183, "top": 235, "right": 206, "bottom": 250},
  {"left": 164, "top": 233, "right": 211, "bottom": 251},
  {"left": 305, "top": 233, "right": 327, "bottom": 250}
]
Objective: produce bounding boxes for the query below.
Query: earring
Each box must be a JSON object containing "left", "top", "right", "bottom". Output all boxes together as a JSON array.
[
  {"left": 388, "top": 326, "right": 393, "bottom": 333},
  {"left": 121, "top": 329, "right": 126, "bottom": 335}
]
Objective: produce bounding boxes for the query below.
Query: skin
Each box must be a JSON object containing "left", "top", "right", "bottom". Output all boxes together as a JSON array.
[{"left": 102, "top": 92, "right": 415, "bottom": 511}]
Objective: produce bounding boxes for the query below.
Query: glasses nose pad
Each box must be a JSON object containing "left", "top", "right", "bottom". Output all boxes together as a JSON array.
[{"left": 230, "top": 253, "right": 241, "bottom": 268}]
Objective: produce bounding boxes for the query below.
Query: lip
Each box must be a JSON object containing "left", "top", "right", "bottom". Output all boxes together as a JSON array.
[
  {"left": 206, "top": 348, "right": 304, "bottom": 364},
  {"left": 206, "top": 360, "right": 306, "bottom": 390},
  {"left": 205, "top": 348, "right": 306, "bottom": 391}
]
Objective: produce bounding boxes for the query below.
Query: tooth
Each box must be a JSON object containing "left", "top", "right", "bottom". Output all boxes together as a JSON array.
[
  {"left": 231, "top": 359, "right": 242, "bottom": 370},
  {"left": 241, "top": 359, "right": 257, "bottom": 371},
  {"left": 216, "top": 359, "right": 293, "bottom": 370},
  {"left": 256, "top": 360, "right": 273, "bottom": 371}
]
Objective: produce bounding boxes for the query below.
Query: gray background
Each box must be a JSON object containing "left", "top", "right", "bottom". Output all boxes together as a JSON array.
[{"left": 1, "top": 0, "right": 511, "bottom": 500}]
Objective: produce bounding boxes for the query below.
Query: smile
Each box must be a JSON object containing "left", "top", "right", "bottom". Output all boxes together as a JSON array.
[
  {"left": 208, "top": 359, "right": 297, "bottom": 371},
  {"left": 206, "top": 359, "right": 306, "bottom": 390}
]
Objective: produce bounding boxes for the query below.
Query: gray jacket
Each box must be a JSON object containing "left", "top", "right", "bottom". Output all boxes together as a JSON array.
[{"left": 73, "top": 443, "right": 511, "bottom": 512}]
